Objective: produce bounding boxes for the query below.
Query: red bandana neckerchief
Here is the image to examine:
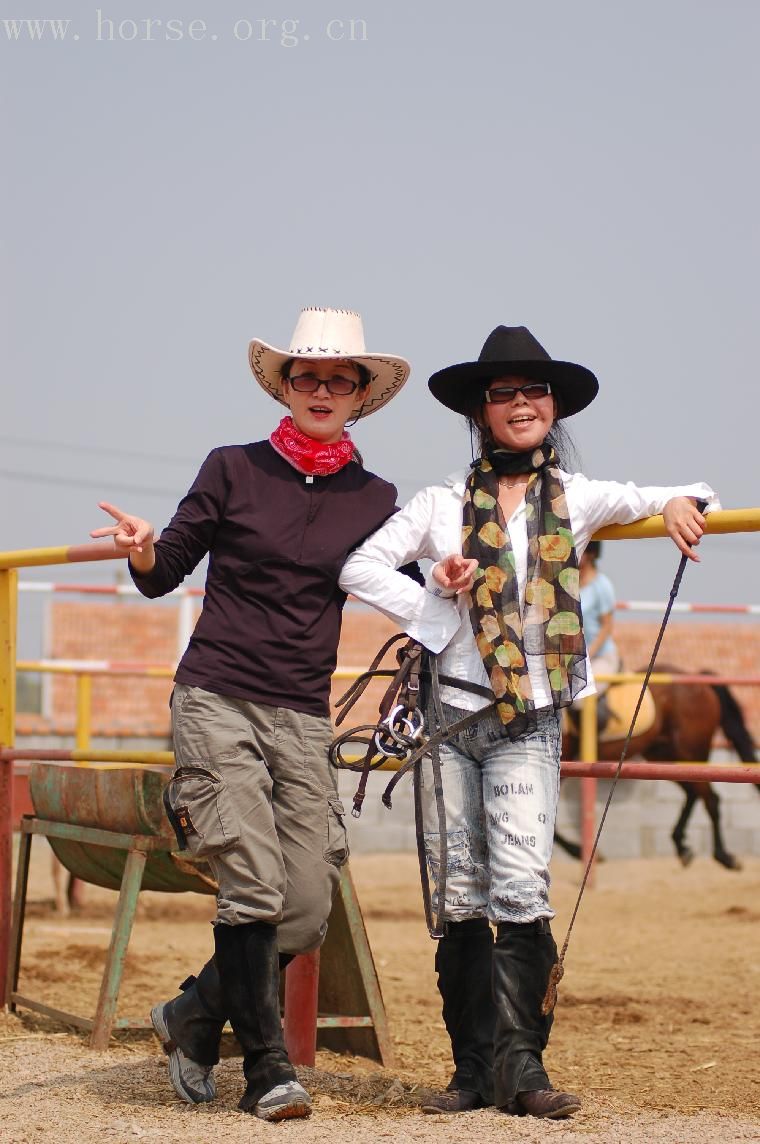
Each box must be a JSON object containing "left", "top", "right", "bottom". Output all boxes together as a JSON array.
[{"left": 269, "top": 416, "right": 356, "bottom": 476}]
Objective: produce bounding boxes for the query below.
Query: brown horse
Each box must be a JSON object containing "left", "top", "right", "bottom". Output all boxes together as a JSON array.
[{"left": 557, "top": 669, "right": 758, "bottom": 870}]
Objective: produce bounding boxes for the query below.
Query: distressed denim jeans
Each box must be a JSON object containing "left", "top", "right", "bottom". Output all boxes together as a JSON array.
[{"left": 420, "top": 703, "right": 561, "bottom": 925}]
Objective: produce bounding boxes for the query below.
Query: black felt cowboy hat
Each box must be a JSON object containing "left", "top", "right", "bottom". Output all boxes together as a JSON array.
[{"left": 428, "top": 325, "right": 599, "bottom": 418}]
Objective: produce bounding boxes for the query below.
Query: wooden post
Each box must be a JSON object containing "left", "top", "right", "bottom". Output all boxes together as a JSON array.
[
  {"left": 283, "top": 950, "right": 320, "bottom": 1066},
  {"left": 0, "top": 569, "right": 18, "bottom": 1004}
]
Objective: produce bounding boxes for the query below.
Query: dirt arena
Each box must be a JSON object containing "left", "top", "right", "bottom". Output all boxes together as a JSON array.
[{"left": 2, "top": 845, "right": 759, "bottom": 1143}]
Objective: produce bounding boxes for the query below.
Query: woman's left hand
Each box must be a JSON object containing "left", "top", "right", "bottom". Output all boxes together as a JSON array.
[
  {"left": 433, "top": 554, "right": 479, "bottom": 594},
  {"left": 663, "top": 497, "right": 706, "bottom": 562}
]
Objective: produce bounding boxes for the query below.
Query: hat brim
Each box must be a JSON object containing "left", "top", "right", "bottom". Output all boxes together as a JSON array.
[
  {"left": 249, "top": 340, "right": 410, "bottom": 418},
  {"left": 428, "top": 359, "right": 599, "bottom": 418}
]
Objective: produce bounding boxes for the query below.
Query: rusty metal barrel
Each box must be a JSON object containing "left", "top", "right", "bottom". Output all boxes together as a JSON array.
[{"left": 29, "top": 763, "right": 215, "bottom": 895}]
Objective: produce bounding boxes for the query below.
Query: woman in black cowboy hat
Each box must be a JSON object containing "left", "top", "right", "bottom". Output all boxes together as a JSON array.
[{"left": 340, "top": 325, "right": 718, "bottom": 1120}]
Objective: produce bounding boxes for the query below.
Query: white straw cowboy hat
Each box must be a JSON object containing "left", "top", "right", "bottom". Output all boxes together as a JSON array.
[{"left": 249, "top": 306, "right": 411, "bottom": 418}]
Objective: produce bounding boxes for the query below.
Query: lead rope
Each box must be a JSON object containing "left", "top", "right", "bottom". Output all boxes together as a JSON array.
[{"left": 542, "top": 532, "right": 703, "bottom": 1015}]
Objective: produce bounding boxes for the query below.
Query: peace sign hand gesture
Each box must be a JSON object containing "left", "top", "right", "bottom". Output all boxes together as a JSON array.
[{"left": 91, "top": 502, "right": 156, "bottom": 570}]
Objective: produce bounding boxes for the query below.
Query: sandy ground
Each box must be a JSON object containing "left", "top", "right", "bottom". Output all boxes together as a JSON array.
[{"left": 2, "top": 845, "right": 760, "bottom": 1143}]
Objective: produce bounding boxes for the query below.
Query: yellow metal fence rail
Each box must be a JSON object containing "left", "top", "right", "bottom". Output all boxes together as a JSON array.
[{"left": 3, "top": 509, "right": 760, "bottom": 1002}]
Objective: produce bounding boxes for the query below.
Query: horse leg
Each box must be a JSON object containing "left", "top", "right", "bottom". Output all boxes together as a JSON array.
[
  {"left": 553, "top": 829, "right": 582, "bottom": 861},
  {"left": 699, "top": 782, "right": 741, "bottom": 871},
  {"left": 67, "top": 875, "right": 85, "bottom": 910},
  {"left": 51, "top": 853, "right": 69, "bottom": 916},
  {"left": 672, "top": 785, "right": 698, "bottom": 867}
]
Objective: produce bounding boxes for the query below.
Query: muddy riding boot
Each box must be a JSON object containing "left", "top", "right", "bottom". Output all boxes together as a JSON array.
[
  {"left": 150, "top": 957, "right": 226, "bottom": 1103},
  {"left": 213, "top": 921, "right": 311, "bottom": 1121},
  {"left": 421, "top": 918, "right": 495, "bottom": 1113},
  {"left": 493, "top": 919, "right": 580, "bottom": 1120}
]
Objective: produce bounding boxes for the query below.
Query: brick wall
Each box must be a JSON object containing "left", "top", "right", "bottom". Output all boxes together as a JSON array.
[
  {"left": 18, "top": 601, "right": 179, "bottom": 738},
  {"left": 15, "top": 600, "right": 760, "bottom": 745}
]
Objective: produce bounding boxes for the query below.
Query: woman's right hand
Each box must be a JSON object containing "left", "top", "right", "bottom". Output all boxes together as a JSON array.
[
  {"left": 90, "top": 502, "right": 155, "bottom": 568},
  {"left": 433, "top": 554, "right": 479, "bottom": 595},
  {"left": 662, "top": 496, "right": 705, "bottom": 563}
]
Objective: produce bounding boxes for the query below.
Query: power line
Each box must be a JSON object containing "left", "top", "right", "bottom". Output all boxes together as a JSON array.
[
  {"left": 0, "top": 434, "right": 198, "bottom": 466},
  {"left": 0, "top": 469, "right": 185, "bottom": 498}
]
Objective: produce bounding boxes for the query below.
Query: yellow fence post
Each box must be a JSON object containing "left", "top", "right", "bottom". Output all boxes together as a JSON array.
[
  {"left": 0, "top": 569, "right": 18, "bottom": 1004},
  {"left": 76, "top": 674, "right": 93, "bottom": 752},
  {"left": 579, "top": 693, "right": 598, "bottom": 889}
]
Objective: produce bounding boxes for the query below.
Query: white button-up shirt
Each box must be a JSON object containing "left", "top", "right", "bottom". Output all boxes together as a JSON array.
[{"left": 339, "top": 469, "right": 719, "bottom": 712}]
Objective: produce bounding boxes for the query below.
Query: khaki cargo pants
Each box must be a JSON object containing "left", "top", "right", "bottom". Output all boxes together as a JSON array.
[{"left": 166, "top": 684, "right": 348, "bottom": 953}]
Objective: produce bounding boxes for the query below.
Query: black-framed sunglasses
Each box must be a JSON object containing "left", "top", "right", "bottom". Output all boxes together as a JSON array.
[
  {"left": 287, "top": 372, "right": 362, "bottom": 396},
  {"left": 483, "top": 380, "right": 552, "bottom": 404}
]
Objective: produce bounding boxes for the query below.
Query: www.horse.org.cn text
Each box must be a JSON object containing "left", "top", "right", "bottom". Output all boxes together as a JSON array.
[{"left": 1, "top": 13, "right": 370, "bottom": 46}]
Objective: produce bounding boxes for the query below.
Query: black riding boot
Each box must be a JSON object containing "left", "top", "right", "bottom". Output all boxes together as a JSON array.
[
  {"left": 159, "top": 948, "right": 294, "bottom": 1068},
  {"left": 492, "top": 919, "right": 563, "bottom": 1109},
  {"left": 160, "top": 957, "right": 227, "bottom": 1067},
  {"left": 436, "top": 918, "right": 495, "bottom": 1106},
  {"left": 213, "top": 921, "right": 298, "bottom": 1112}
]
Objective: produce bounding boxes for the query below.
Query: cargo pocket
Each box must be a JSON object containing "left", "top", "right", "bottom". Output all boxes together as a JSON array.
[
  {"left": 165, "top": 764, "right": 241, "bottom": 858},
  {"left": 324, "top": 795, "right": 349, "bottom": 867}
]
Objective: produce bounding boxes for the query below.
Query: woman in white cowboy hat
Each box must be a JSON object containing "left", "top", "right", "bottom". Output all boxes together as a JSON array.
[
  {"left": 339, "top": 325, "right": 719, "bottom": 1120},
  {"left": 90, "top": 307, "right": 409, "bottom": 1121}
]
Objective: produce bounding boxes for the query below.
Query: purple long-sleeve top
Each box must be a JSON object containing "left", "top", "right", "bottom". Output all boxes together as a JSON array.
[{"left": 130, "top": 441, "right": 399, "bottom": 716}]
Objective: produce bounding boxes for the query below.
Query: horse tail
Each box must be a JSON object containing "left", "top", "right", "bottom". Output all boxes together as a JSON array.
[{"left": 710, "top": 680, "right": 758, "bottom": 763}]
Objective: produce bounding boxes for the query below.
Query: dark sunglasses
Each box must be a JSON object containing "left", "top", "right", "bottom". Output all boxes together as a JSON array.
[
  {"left": 288, "top": 372, "right": 362, "bottom": 396},
  {"left": 483, "top": 380, "right": 552, "bottom": 404}
]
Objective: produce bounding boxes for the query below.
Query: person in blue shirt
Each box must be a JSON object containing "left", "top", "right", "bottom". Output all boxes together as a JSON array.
[{"left": 579, "top": 541, "right": 621, "bottom": 691}]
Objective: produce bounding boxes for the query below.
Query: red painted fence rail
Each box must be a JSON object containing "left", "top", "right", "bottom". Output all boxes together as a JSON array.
[{"left": 2, "top": 748, "right": 759, "bottom": 787}]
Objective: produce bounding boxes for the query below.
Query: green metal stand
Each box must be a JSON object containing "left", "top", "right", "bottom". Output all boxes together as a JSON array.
[
  {"left": 8, "top": 817, "right": 169, "bottom": 1047},
  {"left": 90, "top": 847, "right": 148, "bottom": 1049},
  {"left": 9, "top": 764, "right": 394, "bottom": 1064}
]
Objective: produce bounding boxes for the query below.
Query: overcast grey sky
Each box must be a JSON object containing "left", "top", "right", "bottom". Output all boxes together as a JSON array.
[{"left": 3, "top": 1, "right": 758, "bottom": 632}]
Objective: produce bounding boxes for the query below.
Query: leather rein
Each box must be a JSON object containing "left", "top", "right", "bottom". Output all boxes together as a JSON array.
[{"left": 329, "top": 634, "right": 497, "bottom": 939}]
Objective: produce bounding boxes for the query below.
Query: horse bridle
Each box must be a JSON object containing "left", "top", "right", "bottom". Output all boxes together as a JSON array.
[{"left": 330, "top": 634, "right": 498, "bottom": 938}]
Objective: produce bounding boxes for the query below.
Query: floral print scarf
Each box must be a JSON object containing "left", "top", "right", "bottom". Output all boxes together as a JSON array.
[{"left": 462, "top": 443, "right": 587, "bottom": 738}]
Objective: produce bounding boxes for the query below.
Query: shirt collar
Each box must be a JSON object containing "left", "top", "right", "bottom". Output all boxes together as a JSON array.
[{"left": 444, "top": 467, "right": 470, "bottom": 496}]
